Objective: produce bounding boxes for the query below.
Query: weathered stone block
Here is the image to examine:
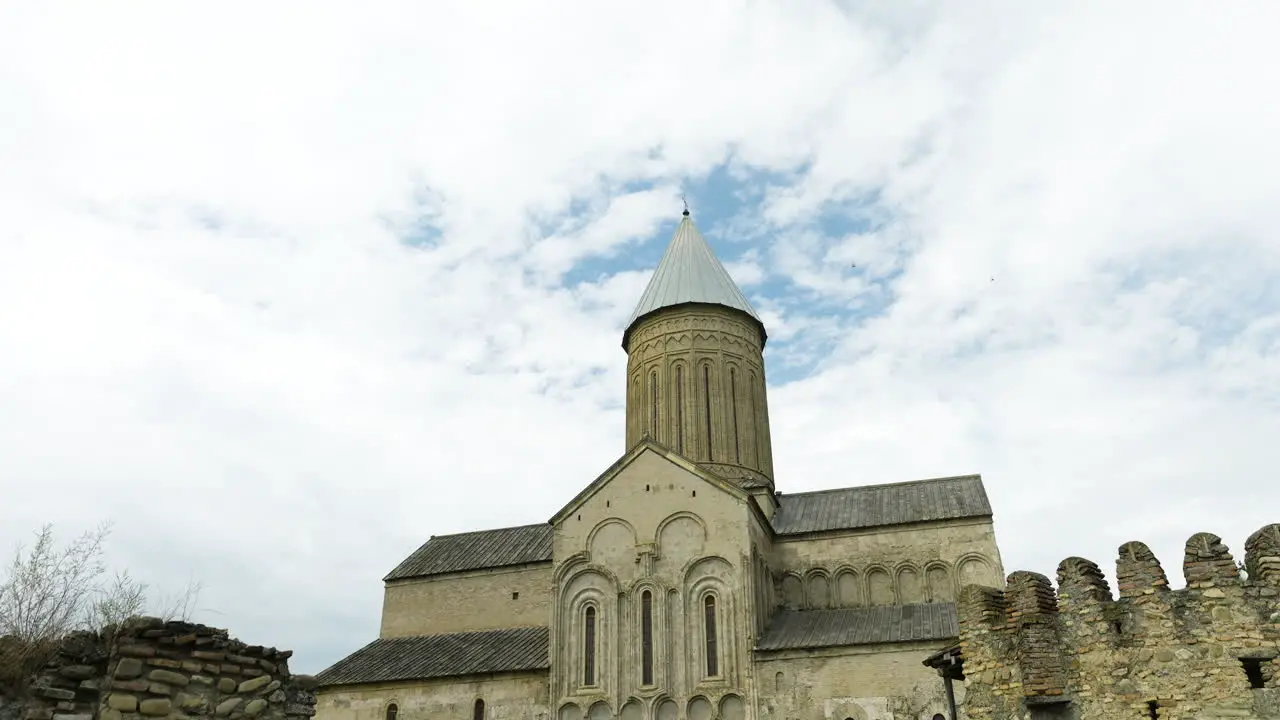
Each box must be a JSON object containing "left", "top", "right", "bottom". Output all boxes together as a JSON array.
[
  {"left": 237, "top": 676, "right": 271, "bottom": 694},
  {"left": 111, "top": 680, "right": 149, "bottom": 692},
  {"left": 216, "top": 699, "right": 243, "bottom": 717},
  {"left": 37, "top": 688, "right": 75, "bottom": 702},
  {"left": 244, "top": 700, "right": 268, "bottom": 717},
  {"left": 106, "top": 694, "right": 139, "bottom": 712},
  {"left": 146, "top": 669, "right": 189, "bottom": 687},
  {"left": 136, "top": 699, "right": 171, "bottom": 717},
  {"left": 176, "top": 693, "right": 206, "bottom": 712},
  {"left": 291, "top": 676, "right": 318, "bottom": 691},
  {"left": 217, "top": 678, "right": 237, "bottom": 694},
  {"left": 57, "top": 666, "right": 95, "bottom": 680}
]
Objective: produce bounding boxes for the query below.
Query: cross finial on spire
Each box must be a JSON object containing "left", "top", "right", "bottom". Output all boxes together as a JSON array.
[{"left": 681, "top": 194, "right": 690, "bottom": 217}]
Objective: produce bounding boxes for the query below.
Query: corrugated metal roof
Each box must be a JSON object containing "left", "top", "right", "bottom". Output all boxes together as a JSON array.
[
  {"left": 383, "top": 524, "right": 552, "bottom": 582},
  {"left": 624, "top": 213, "right": 762, "bottom": 337},
  {"left": 315, "top": 627, "right": 549, "bottom": 687},
  {"left": 771, "top": 475, "right": 991, "bottom": 536},
  {"left": 756, "top": 603, "right": 958, "bottom": 651}
]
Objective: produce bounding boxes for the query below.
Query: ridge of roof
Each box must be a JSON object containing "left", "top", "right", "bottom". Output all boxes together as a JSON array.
[
  {"left": 423, "top": 522, "right": 550, "bottom": 541},
  {"left": 383, "top": 523, "right": 552, "bottom": 582},
  {"left": 778, "top": 473, "right": 984, "bottom": 498}
]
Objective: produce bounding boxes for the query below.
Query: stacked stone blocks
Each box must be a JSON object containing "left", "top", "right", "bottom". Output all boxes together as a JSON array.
[
  {"left": 957, "top": 523, "right": 1280, "bottom": 720},
  {"left": 4, "top": 618, "right": 316, "bottom": 720}
]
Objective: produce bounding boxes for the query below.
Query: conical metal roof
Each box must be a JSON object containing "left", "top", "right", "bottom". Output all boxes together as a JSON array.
[{"left": 623, "top": 212, "right": 765, "bottom": 348}]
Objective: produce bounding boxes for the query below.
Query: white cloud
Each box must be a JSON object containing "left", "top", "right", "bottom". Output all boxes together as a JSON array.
[{"left": 1, "top": 0, "right": 1278, "bottom": 674}]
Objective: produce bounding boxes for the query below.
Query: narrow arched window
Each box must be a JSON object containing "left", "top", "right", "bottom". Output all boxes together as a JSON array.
[
  {"left": 729, "top": 367, "right": 740, "bottom": 463},
  {"left": 702, "top": 364, "right": 714, "bottom": 461},
  {"left": 583, "top": 606, "right": 597, "bottom": 686},
  {"left": 704, "top": 595, "right": 719, "bottom": 677},
  {"left": 648, "top": 370, "right": 659, "bottom": 437},
  {"left": 640, "top": 590, "right": 654, "bottom": 685},
  {"left": 385, "top": 704, "right": 397, "bottom": 720},
  {"left": 675, "top": 365, "right": 685, "bottom": 453},
  {"left": 630, "top": 374, "right": 641, "bottom": 441},
  {"left": 473, "top": 699, "right": 484, "bottom": 720}
]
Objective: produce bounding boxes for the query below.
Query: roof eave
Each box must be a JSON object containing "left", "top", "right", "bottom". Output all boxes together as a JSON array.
[
  {"left": 773, "top": 513, "right": 996, "bottom": 539},
  {"left": 383, "top": 557, "right": 553, "bottom": 584},
  {"left": 621, "top": 301, "right": 768, "bottom": 351},
  {"left": 317, "top": 665, "right": 551, "bottom": 690}
]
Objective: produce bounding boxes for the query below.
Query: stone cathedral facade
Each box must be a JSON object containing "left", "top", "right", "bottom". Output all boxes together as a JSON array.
[{"left": 315, "top": 211, "right": 1007, "bottom": 720}]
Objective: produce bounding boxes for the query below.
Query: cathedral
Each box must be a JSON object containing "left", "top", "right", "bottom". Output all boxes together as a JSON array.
[{"left": 315, "top": 210, "right": 1006, "bottom": 720}]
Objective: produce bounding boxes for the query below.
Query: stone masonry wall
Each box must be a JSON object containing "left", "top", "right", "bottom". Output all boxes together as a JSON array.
[
  {"left": 0, "top": 617, "right": 317, "bottom": 720},
  {"left": 956, "top": 523, "right": 1280, "bottom": 720}
]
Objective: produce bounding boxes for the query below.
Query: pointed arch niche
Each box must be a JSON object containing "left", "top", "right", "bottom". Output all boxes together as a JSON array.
[
  {"left": 561, "top": 569, "right": 616, "bottom": 696},
  {"left": 685, "top": 557, "right": 736, "bottom": 686}
]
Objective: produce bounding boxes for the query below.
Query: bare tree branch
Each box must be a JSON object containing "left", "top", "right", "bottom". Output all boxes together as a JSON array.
[
  {"left": 0, "top": 523, "right": 208, "bottom": 690},
  {"left": 150, "top": 575, "right": 204, "bottom": 623},
  {"left": 87, "top": 569, "right": 149, "bottom": 640},
  {"left": 0, "top": 523, "right": 111, "bottom": 643}
]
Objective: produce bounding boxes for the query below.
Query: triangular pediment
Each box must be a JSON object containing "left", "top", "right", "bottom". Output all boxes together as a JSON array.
[{"left": 548, "top": 437, "right": 749, "bottom": 528}]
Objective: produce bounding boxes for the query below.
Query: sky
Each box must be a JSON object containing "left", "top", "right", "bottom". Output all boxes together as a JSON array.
[{"left": 1, "top": 1, "right": 1278, "bottom": 675}]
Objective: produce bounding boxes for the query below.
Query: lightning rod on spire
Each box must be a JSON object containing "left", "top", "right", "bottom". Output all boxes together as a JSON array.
[{"left": 681, "top": 194, "right": 690, "bottom": 217}]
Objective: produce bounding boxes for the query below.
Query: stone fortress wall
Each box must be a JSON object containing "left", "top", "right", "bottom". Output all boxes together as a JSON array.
[
  {"left": 955, "top": 523, "right": 1280, "bottom": 719},
  {"left": 0, "top": 617, "right": 317, "bottom": 720}
]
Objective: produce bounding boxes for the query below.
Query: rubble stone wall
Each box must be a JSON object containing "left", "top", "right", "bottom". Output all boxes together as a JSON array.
[
  {"left": 0, "top": 618, "right": 317, "bottom": 720},
  {"left": 956, "top": 523, "right": 1280, "bottom": 720}
]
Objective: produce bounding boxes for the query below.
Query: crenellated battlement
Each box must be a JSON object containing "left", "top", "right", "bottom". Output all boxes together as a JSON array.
[{"left": 953, "top": 523, "right": 1280, "bottom": 720}]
